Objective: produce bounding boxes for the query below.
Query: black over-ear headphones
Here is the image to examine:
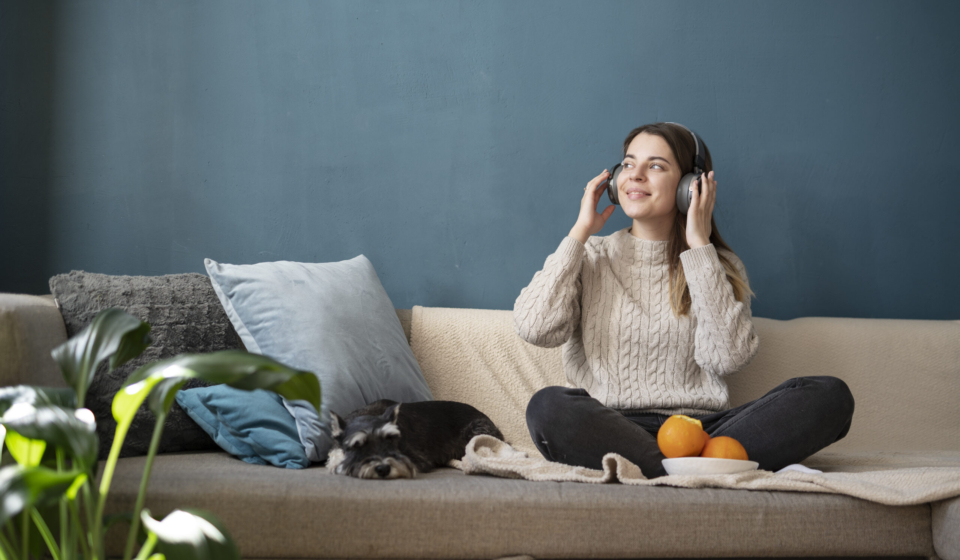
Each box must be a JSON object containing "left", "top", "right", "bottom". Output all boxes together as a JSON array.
[{"left": 602, "top": 122, "right": 706, "bottom": 215}]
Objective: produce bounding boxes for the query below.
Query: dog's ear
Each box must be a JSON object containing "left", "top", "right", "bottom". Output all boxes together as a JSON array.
[
  {"left": 380, "top": 403, "right": 401, "bottom": 424},
  {"left": 329, "top": 411, "right": 345, "bottom": 439}
]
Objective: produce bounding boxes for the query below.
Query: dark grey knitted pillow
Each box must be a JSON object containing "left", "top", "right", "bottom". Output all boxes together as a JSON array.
[{"left": 49, "top": 271, "right": 245, "bottom": 459}]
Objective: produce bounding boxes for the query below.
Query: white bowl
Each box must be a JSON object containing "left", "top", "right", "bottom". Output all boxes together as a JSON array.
[{"left": 662, "top": 457, "right": 759, "bottom": 476}]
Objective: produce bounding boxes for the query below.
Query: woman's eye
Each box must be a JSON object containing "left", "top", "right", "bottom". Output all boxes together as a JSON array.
[{"left": 651, "top": 164, "right": 663, "bottom": 170}]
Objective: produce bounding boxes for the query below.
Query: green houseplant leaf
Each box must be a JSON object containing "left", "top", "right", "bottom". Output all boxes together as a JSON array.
[
  {"left": 3, "top": 429, "right": 46, "bottom": 467},
  {"left": 0, "top": 465, "right": 85, "bottom": 527},
  {"left": 125, "top": 350, "right": 321, "bottom": 414},
  {"left": 98, "top": 374, "right": 166, "bottom": 494},
  {"left": 1, "top": 404, "right": 98, "bottom": 470},
  {"left": 0, "top": 386, "right": 77, "bottom": 415},
  {"left": 147, "top": 379, "right": 188, "bottom": 418},
  {"left": 50, "top": 307, "right": 151, "bottom": 407},
  {"left": 140, "top": 509, "right": 239, "bottom": 560}
]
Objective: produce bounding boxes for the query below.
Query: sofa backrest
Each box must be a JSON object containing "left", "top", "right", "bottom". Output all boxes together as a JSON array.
[
  {"left": 735, "top": 316, "right": 960, "bottom": 453},
  {"left": 4, "top": 293, "right": 958, "bottom": 455},
  {"left": 407, "top": 306, "right": 960, "bottom": 455}
]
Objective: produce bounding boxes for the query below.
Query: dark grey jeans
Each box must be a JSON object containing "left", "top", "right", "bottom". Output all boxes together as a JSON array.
[{"left": 526, "top": 376, "right": 855, "bottom": 479}]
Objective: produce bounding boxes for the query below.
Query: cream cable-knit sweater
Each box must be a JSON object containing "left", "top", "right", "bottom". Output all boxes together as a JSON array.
[{"left": 513, "top": 227, "right": 760, "bottom": 416}]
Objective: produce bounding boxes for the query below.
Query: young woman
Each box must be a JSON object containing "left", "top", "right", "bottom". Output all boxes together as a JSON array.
[{"left": 514, "top": 122, "right": 854, "bottom": 478}]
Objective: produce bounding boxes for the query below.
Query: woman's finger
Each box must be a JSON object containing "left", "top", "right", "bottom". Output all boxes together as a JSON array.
[
  {"left": 587, "top": 169, "right": 607, "bottom": 185},
  {"left": 708, "top": 172, "right": 716, "bottom": 208},
  {"left": 587, "top": 169, "right": 609, "bottom": 189},
  {"left": 584, "top": 172, "right": 608, "bottom": 209}
]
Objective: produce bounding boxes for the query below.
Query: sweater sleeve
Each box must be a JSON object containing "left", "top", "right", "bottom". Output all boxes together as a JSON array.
[
  {"left": 679, "top": 244, "right": 760, "bottom": 377},
  {"left": 513, "top": 236, "right": 586, "bottom": 348}
]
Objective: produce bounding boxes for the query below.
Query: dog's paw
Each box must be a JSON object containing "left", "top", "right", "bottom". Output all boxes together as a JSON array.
[{"left": 325, "top": 447, "right": 345, "bottom": 473}]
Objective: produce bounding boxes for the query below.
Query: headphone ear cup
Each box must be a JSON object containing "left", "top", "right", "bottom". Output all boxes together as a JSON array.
[
  {"left": 676, "top": 173, "right": 699, "bottom": 215},
  {"left": 607, "top": 164, "right": 622, "bottom": 205}
]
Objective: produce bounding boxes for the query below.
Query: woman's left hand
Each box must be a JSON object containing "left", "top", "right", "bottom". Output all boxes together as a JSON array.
[{"left": 685, "top": 170, "right": 716, "bottom": 248}]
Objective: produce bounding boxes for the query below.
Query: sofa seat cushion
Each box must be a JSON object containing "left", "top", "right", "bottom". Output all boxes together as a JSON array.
[{"left": 102, "top": 452, "right": 935, "bottom": 560}]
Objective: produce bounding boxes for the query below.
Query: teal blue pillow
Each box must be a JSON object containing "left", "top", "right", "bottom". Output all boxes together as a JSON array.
[{"left": 175, "top": 385, "right": 309, "bottom": 469}]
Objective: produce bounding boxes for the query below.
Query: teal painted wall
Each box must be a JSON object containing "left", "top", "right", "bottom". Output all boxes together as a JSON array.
[{"left": 2, "top": 1, "right": 958, "bottom": 320}]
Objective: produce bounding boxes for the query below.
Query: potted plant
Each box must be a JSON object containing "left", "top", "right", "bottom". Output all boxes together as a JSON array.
[{"left": 0, "top": 308, "right": 320, "bottom": 560}]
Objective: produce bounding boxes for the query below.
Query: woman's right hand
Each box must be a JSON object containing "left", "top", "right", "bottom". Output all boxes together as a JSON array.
[{"left": 569, "top": 170, "right": 616, "bottom": 244}]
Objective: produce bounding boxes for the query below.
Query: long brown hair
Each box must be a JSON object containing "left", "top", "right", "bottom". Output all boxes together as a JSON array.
[{"left": 622, "top": 123, "right": 755, "bottom": 317}]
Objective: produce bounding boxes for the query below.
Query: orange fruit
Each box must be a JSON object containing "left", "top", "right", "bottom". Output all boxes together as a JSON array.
[
  {"left": 657, "top": 415, "right": 707, "bottom": 458},
  {"left": 699, "top": 436, "right": 749, "bottom": 461}
]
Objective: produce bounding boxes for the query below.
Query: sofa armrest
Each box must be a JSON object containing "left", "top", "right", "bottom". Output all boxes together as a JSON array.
[{"left": 0, "top": 293, "right": 68, "bottom": 388}]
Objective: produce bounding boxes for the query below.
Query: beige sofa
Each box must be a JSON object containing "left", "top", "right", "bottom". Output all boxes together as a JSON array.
[{"left": 1, "top": 292, "right": 958, "bottom": 560}]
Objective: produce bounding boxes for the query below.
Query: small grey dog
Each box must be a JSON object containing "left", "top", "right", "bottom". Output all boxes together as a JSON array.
[{"left": 326, "top": 399, "right": 503, "bottom": 479}]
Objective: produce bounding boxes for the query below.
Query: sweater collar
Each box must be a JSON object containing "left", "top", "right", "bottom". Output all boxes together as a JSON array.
[{"left": 614, "top": 227, "right": 670, "bottom": 265}]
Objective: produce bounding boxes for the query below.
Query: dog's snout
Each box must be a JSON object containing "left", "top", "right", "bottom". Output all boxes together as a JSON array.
[{"left": 375, "top": 464, "right": 391, "bottom": 478}]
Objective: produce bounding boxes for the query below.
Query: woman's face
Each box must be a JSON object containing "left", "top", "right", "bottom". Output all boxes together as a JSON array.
[{"left": 617, "top": 132, "right": 683, "bottom": 220}]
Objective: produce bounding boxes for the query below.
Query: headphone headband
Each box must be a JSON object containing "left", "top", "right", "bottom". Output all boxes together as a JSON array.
[{"left": 664, "top": 122, "right": 705, "bottom": 174}]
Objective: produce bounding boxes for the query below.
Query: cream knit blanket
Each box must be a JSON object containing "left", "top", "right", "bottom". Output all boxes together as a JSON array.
[{"left": 459, "top": 435, "right": 960, "bottom": 507}]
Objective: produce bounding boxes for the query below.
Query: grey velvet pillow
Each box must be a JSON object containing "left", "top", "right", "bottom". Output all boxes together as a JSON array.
[{"left": 49, "top": 271, "right": 245, "bottom": 459}]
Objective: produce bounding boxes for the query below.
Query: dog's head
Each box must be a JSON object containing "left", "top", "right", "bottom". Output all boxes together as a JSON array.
[{"left": 326, "top": 403, "right": 417, "bottom": 479}]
